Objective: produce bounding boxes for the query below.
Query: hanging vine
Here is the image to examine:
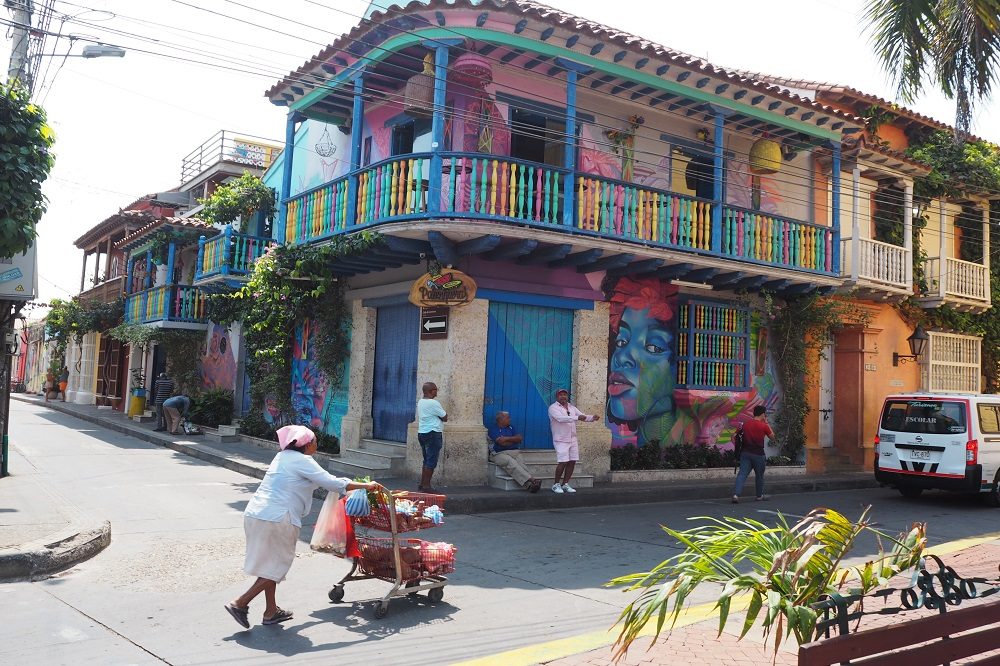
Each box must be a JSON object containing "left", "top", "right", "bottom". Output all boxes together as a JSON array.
[{"left": 206, "top": 232, "right": 383, "bottom": 435}]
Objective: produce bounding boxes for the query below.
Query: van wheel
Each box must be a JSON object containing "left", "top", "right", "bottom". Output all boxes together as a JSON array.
[
  {"left": 898, "top": 486, "right": 923, "bottom": 499},
  {"left": 983, "top": 476, "right": 1000, "bottom": 507}
]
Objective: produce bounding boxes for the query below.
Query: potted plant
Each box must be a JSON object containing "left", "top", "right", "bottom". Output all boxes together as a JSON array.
[{"left": 128, "top": 367, "right": 147, "bottom": 417}]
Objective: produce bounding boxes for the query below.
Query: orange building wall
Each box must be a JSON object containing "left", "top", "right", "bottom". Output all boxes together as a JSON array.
[{"left": 806, "top": 302, "right": 921, "bottom": 472}]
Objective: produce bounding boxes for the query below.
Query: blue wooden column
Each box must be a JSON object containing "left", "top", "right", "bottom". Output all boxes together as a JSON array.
[
  {"left": 220, "top": 225, "right": 233, "bottom": 276},
  {"left": 708, "top": 105, "right": 732, "bottom": 254},
  {"left": 196, "top": 236, "right": 206, "bottom": 279},
  {"left": 830, "top": 141, "right": 842, "bottom": 274},
  {"left": 143, "top": 251, "right": 153, "bottom": 289},
  {"left": 426, "top": 40, "right": 461, "bottom": 215},
  {"left": 346, "top": 73, "right": 366, "bottom": 227},
  {"left": 557, "top": 59, "right": 590, "bottom": 228},
  {"left": 166, "top": 242, "right": 176, "bottom": 286},
  {"left": 125, "top": 257, "right": 134, "bottom": 293},
  {"left": 275, "top": 111, "right": 302, "bottom": 245}
]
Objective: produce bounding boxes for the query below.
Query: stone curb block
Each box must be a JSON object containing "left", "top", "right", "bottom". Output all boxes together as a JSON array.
[{"left": 0, "top": 520, "right": 112, "bottom": 582}]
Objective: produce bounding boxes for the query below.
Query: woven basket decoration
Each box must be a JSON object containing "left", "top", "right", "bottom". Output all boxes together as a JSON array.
[{"left": 403, "top": 53, "right": 436, "bottom": 117}]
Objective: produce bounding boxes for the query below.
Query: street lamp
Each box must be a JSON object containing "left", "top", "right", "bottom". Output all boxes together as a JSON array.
[
  {"left": 893, "top": 325, "right": 929, "bottom": 366},
  {"left": 80, "top": 44, "right": 126, "bottom": 59}
]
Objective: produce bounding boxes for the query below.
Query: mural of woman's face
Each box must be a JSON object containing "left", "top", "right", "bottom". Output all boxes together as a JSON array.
[{"left": 608, "top": 306, "right": 674, "bottom": 422}]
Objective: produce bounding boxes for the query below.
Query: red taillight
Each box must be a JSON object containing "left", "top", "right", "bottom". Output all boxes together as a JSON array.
[
  {"left": 967, "top": 439, "right": 978, "bottom": 465},
  {"left": 874, "top": 435, "right": 880, "bottom": 455}
]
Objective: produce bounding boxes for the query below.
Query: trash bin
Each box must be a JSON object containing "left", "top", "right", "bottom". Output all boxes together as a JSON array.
[{"left": 128, "top": 389, "right": 147, "bottom": 417}]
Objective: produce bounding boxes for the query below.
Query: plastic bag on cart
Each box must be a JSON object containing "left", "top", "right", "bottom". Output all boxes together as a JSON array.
[
  {"left": 345, "top": 488, "right": 371, "bottom": 517},
  {"left": 310, "top": 494, "right": 359, "bottom": 558}
]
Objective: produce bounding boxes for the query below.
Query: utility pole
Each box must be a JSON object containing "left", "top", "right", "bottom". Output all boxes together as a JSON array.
[{"left": 5, "top": 0, "right": 34, "bottom": 89}]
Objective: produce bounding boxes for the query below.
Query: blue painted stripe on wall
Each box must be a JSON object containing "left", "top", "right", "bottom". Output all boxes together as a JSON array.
[{"left": 477, "top": 288, "right": 594, "bottom": 311}]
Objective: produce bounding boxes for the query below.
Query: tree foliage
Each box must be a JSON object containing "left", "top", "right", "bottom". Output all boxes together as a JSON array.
[
  {"left": 206, "top": 232, "right": 382, "bottom": 428},
  {"left": 608, "top": 507, "right": 926, "bottom": 660},
  {"left": 198, "top": 172, "right": 276, "bottom": 232},
  {"left": 46, "top": 297, "right": 124, "bottom": 362},
  {"left": 0, "top": 80, "right": 56, "bottom": 258},
  {"left": 864, "top": 0, "right": 1000, "bottom": 135}
]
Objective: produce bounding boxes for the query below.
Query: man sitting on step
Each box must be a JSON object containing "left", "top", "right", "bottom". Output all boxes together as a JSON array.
[{"left": 487, "top": 411, "right": 542, "bottom": 493}]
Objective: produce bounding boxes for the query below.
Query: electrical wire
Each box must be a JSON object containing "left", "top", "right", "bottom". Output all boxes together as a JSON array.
[{"left": 19, "top": 3, "right": 999, "bottom": 271}]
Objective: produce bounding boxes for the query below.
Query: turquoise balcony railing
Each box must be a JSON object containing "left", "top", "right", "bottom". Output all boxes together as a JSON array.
[
  {"left": 282, "top": 151, "right": 840, "bottom": 276},
  {"left": 196, "top": 226, "right": 274, "bottom": 281},
  {"left": 124, "top": 285, "right": 209, "bottom": 325}
]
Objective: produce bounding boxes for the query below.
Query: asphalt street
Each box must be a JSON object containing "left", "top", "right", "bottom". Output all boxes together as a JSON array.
[{"left": 2, "top": 399, "right": 999, "bottom": 665}]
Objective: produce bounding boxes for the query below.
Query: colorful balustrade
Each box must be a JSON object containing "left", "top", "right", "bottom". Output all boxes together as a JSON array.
[
  {"left": 197, "top": 228, "right": 273, "bottom": 280},
  {"left": 440, "top": 154, "right": 565, "bottom": 226},
  {"left": 124, "top": 285, "right": 209, "bottom": 325},
  {"left": 576, "top": 175, "right": 711, "bottom": 250},
  {"left": 721, "top": 205, "right": 832, "bottom": 273},
  {"left": 285, "top": 175, "right": 350, "bottom": 244}
]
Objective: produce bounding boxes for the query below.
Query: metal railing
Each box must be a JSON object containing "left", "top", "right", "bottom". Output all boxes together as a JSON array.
[{"left": 180, "top": 130, "right": 281, "bottom": 184}]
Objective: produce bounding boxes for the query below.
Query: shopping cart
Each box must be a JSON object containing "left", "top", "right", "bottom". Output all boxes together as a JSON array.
[{"left": 329, "top": 490, "right": 455, "bottom": 619}]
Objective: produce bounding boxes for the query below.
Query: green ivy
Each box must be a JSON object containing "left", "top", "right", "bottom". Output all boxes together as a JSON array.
[
  {"left": 198, "top": 172, "right": 275, "bottom": 232},
  {"left": 206, "top": 232, "right": 383, "bottom": 429},
  {"left": 46, "top": 297, "right": 124, "bottom": 363},
  {"left": 106, "top": 323, "right": 204, "bottom": 394},
  {"left": 0, "top": 81, "right": 55, "bottom": 258}
]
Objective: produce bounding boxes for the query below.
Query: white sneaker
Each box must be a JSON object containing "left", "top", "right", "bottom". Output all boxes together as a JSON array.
[
  {"left": 551, "top": 483, "right": 564, "bottom": 493},
  {"left": 562, "top": 484, "right": 577, "bottom": 493}
]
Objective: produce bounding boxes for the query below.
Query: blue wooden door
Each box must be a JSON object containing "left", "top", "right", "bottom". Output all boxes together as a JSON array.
[
  {"left": 372, "top": 303, "right": 419, "bottom": 442},
  {"left": 484, "top": 302, "right": 574, "bottom": 449}
]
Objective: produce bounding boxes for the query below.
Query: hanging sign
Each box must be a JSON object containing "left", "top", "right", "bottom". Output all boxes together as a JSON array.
[
  {"left": 420, "top": 307, "right": 449, "bottom": 341},
  {"left": 409, "top": 268, "right": 477, "bottom": 308}
]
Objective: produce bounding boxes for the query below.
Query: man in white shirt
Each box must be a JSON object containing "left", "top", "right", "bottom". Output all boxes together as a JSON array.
[
  {"left": 416, "top": 382, "right": 447, "bottom": 492},
  {"left": 547, "top": 388, "right": 599, "bottom": 493}
]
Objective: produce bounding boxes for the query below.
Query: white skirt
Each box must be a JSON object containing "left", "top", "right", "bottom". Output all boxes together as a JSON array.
[{"left": 243, "top": 514, "right": 300, "bottom": 582}]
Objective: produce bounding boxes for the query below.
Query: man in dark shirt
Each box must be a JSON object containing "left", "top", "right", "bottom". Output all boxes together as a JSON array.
[
  {"left": 152, "top": 372, "right": 175, "bottom": 432},
  {"left": 487, "top": 411, "right": 541, "bottom": 493},
  {"left": 732, "top": 405, "right": 774, "bottom": 503}
]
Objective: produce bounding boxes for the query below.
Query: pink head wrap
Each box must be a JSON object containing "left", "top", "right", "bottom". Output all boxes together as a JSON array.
[{"left": 276, "top": 424, "right": 316, "bottom": 450}]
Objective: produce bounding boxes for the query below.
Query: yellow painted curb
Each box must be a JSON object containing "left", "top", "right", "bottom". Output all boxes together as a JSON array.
[
  {"left": 450, "top": 596, "right": 748, "bottom": 666},
  {"left": 450, "top": 531, "right": 1000, "bottom": 666}
]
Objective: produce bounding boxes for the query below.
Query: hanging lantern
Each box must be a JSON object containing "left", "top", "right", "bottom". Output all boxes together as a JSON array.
[
  {"left": 450, "top": 52, "right": 493, "bottom": 91},
  {"left": 749, "top": 134, "right": 782, "bottom": 174},
  {"left": 403, "top": 53, "right": 435, "bottom": 117}
]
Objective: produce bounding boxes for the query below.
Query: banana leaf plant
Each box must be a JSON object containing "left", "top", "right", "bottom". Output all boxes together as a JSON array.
[{"left": 606, "top": 506, "right": 926, "bottom": 660}]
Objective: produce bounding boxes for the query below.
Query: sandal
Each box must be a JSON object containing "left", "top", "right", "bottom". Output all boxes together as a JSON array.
[
  {"left": 224, "top": 603, "right": 250, "bottom": 629},
  {"left": 529, "top": 479, "right": 541, "bottom": 493},
  {"left": 262, "top": 608, "right": 293, "bottom": 625}
]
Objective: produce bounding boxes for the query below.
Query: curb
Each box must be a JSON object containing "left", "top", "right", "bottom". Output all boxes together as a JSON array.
[
  {"left": 12, "top": 395, "right": 881, "bottom": 515},
  {"left": 0, "top": 520, "right": 112, "bottom": 582}
]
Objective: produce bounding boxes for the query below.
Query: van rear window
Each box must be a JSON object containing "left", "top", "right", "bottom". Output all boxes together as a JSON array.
[{"left": 880, "top": 400, "right": 967, "bottom": 434}]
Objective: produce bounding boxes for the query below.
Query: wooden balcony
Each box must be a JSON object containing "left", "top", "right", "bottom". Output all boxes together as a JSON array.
[
  {"left": 840, "top": 237, "right": 911, "bottom": 298},
  {"left": 919, "top": 256, "right": 991, "bottom": 312},
  {"left": 123, "top": 284, "right": 210, "bottom": 328},
  {"left": 78, "top": 276, "right": 124, "bottom": 305},
  {"left": 282, "top": 152, "right": 840, "bottom": 278},
  {"left": 194, "top": 226, "right": 273, "bottom": 284}
]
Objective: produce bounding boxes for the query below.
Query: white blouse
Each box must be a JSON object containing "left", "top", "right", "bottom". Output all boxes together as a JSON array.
[{"left": 244, "top": 450, "right": 349, "bottom": 527}]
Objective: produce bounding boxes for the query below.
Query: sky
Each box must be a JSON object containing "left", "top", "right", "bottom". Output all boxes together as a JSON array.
[{"left": 3, "top": 0, "right": 999, "bottom": 306}]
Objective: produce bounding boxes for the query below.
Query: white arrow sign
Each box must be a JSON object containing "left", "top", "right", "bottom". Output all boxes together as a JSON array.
[{"left": 423, "top": 318, "right": 446, "bottom": 332}]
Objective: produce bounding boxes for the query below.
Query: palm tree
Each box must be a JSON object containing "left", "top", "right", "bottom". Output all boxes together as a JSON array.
[{"left": 864, "top": 0, "right": 1000, "bottom": 137}]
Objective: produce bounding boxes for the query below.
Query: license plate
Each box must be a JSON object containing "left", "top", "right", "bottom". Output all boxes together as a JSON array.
[{"left": 911, "top": 449, "right": 930, "bottom": 460}]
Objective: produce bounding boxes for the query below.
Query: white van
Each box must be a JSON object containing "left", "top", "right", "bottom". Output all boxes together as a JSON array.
[{"left": 875, "top": 393, "right": 1000, "bottom": 505}]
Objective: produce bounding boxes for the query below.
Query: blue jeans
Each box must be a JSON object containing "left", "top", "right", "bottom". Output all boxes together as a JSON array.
[
  {"left": 418, "top": 431, "right": 443, "bottom": 469},
  {"left": 734, "top": 453, "right": 766, "bottom": 497}
]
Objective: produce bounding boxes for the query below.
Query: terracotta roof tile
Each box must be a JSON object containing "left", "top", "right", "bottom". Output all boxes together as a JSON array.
[
  {"left": 114, "top": 217, "right": 215, "bottom": 251},
  {"left": 266, "top": 0, "right": 861, "bottom": 129}
]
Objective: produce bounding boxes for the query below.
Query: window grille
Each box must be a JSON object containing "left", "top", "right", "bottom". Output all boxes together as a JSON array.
[
  {"left": 676, "top": 300, "right": 750, "bottom": 390},
  {"left": 925, "top": 331, "right": 981, "bottom": 393}
]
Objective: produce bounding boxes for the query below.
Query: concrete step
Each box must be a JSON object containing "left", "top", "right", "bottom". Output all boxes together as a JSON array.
[
  {"left": 488, "top": 471, "right": 595, "bottom": 491},
  {"left": 325, "top": 458, "right": 397, "bottom": 480},
  {"left": 360, "top": 438, "right": 408, "bottom": 457},
  {"left": 204, "top": 432, "right": 241, "bottom": 444},
  {"left": 339, "top": 447, "right": 394, "bottom": 471}
]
